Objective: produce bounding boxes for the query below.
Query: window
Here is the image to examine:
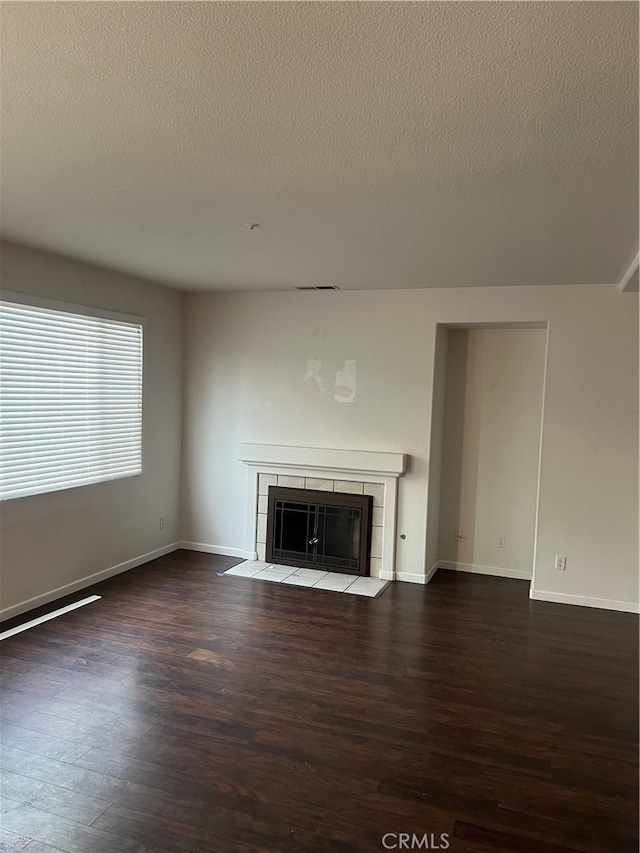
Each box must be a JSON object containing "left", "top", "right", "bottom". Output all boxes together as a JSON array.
[{"left": 0, "top": 295, "right": 143, "bottom": 500}]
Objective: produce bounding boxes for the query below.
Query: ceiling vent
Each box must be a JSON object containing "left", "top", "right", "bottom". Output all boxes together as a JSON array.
[{"left": 295, "top": 285, "right": 340, "bottom": 291}]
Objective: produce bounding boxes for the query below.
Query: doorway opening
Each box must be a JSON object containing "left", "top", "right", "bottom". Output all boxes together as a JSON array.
[{"left": 428, "top": 324, "right": 547, "bottom": 582}]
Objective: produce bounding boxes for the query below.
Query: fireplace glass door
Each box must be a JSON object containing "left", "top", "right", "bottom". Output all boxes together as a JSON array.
[{"left": 266, "top": 487, "right": 373, "bottom": 576}]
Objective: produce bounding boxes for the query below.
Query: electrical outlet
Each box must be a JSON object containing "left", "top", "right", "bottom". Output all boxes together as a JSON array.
[
  {"left": 555, "top": 555, "right": 567, "bottom": 571},
  {"left": 159, "top": 516, "right": 166, "bottom": 529},
  {"left": 497, "top": 536, "right": 506, "bottom": 548}
]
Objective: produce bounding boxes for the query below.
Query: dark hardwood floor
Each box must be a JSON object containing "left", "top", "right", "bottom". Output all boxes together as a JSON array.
[{"left": 0, "top": 551, "right": 637, "bottom": 853}]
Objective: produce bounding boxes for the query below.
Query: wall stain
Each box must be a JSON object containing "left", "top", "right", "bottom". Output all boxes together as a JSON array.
[{"left": 335, "top": 360, "right": 357, "bottom": 403}]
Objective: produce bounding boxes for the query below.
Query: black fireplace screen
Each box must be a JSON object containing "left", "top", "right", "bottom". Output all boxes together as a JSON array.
[{"left": 265, "top": 487, "right": 373, "bottom": 576}]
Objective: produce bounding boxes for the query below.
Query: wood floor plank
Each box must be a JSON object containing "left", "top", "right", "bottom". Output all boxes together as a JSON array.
[
  {"left": 92, "top": 798, "right": 327, "bottom": 853},
  {"left": 0, "top": 745, "right": 197, "bottom": 826},
  {"left": 0, "top": 769, "right": 112, "bottom": 825},
  {"left": 0, "top": 696, "right": 156, "bottom": 740},
  {"left": 0, "top": 552, "right": 636, "bottom": 853},
  {"left": 0, "top": 705, "right": 147, "bottom": 752},
  {"left": 451, "top": 818, "right": 638, "bottom": 853},
  {"left": 0, "top": 722, "right": 90, "bottom": 764},
  {"left": 0, "top": 830, "right": 32, "bottom": 851},
  {"left": 0, "top": 804, "right": 139, "bottom": 853}
]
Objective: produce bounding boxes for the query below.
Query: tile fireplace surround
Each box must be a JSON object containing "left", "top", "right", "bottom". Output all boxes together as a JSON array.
[{"left": 238, "top": 444, "right": 407, "bottom": 580}]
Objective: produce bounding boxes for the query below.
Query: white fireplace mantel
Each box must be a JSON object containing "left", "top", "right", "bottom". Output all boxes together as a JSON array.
[
  {"left": 238, "top": 443, "right": 406, "bottom": 478},
  {"left": 238, "top": 444, "right": 407, "bottom": 580}
]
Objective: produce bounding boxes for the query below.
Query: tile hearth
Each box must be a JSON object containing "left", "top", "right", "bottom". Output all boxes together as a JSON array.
[{"left": 224, "top": 561, "right": 390, "bottom": 598}]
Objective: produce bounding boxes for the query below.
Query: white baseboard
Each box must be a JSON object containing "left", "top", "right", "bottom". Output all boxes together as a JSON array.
[
  {"left": 438, "top": 560, "right": 532, "bottom": 580},
  {"left": 396, "top": 571, "right": 430, "bottom": 584},
  {"left": 380, "top": 563, "right": 438, "bottom": 585},
  {"left": 425, "top": 561, "right": 439, "bottom": 584},
  {"left": 0, "top": 542, "right": 181, "bottom": 622},
  {"left": 530, "top": 588, "right": 640, "bottom": 613},
  {"left": 179, "top": 541, "right": 253, "bottom": 560}
]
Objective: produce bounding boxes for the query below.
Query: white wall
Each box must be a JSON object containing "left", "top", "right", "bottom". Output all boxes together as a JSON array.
[
  {"left": 424, "top": 324, "right": 449, "bottom": 578},
  {"left": 2, "top": 247, "right": 636, "bottom": 616},
  {"left": 0, "top": 242, "right": 183, "bottom": 618},
  {"left": 181, "top": 284, "right": 639, "bottom": 612},
  {"left": 437, "top": 327, "right": 547, "bottom": 579}
]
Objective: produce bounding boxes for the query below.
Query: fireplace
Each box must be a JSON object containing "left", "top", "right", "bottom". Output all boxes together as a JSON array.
[
  {"left": 238, "top": 444, "right": 407, "bottom": 580},
  {"left": 266, "top": 487, "right": 373, "bottom": 575}
]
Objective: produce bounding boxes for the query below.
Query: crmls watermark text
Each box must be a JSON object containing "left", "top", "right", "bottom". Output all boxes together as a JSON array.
[{"left": 382, "top": 834, "right": 450, "bottom": 850}]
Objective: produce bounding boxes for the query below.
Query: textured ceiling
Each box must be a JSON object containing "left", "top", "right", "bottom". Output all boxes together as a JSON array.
[{"left": 1, "top": 2, "right": 638, "bottom": 292}]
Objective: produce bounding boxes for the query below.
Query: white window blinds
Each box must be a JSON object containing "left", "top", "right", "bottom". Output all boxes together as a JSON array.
[{"left": 0, "top": 297, "right": 143, "bottom": 500}]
